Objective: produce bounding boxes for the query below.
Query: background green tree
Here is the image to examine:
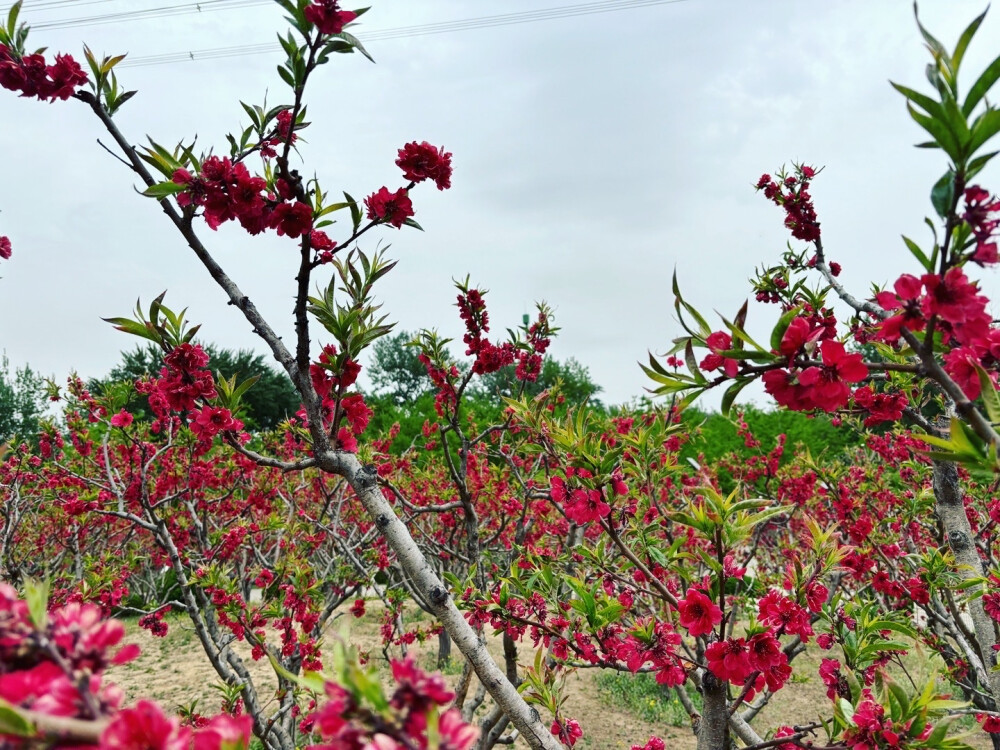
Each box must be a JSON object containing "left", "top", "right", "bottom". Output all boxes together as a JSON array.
[
  {"left": 92, "top": 344, "right": 301, "bottom": 431},
  {"left": 0, "top": 355, "right": 45, "bottom": 443}
]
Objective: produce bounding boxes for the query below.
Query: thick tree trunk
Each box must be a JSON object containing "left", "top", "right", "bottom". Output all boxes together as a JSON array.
[
  {"left": 697, "top": 672, "right": 730, "bottom": 750},
  {"left": 932, "top": 460, "right": 1000, "bottom": 702},
  {"left": 322, "top": 451, "right": 562, "bottom": 750}
]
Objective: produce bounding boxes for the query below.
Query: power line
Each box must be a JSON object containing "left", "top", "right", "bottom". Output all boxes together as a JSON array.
[
  {"left": 117, "top": 0, "right": 691, "bottom": 69},
  {"left": 31, "top": 0, "right": 272, "bottom": 30}
]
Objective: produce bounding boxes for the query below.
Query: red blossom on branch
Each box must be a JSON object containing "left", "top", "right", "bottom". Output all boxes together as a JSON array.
[
  {"left": 364, "top": 187, "right": 414, "bottom": 229},
  {"left": 676, "top": 587, "right": 722, "bottom": 637},
  {"left": 395, "top": 141, "right": 453, "bottom": 190},
  {"left": 304, "top": 1, "right": 358, "bottom": 35},
  {"left": 0, "top": 46, "right": 88, "bottom": 102}
]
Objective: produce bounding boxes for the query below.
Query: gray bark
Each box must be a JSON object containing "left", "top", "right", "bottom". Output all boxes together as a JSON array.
[
  {"left": 318, "top": 450, "right": 562, "bottom": 750},
  {"left": 697, "top": 671, "right": 730, "bottom": 750},
  {"left": 933, "top": 460, "right": 1000, "bottom": 704}
]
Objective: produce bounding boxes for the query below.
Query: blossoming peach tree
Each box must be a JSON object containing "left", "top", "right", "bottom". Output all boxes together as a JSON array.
[
  {"left": 4, "top": 1, "right": 1000, "bottom": 750},
  {"left": 0, "top": 0, "right": 547, "bottom": 747},
  {"left": 629, "top": 6, "right": 1000, "bottom": 749}
]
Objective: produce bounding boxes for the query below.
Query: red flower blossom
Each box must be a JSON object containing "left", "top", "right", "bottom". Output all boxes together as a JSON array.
[
  {"left": 563, "top": 487, "right": 611, "bottom": 525},
  {"left": 0, "top": 235, "right": 10, "bottom": 260},
  {"left": 365, "top": 187, "right": 414, "bottom": 228},
  {"left": 395, "top": 141, "right": 453, "bottom": 190},
  {"left": 193, "top": 714, "right": 252, "bottom": 750},
  {"left": 100, "top": 700, "right": 192, "bottom": 749},
  {"left": 797, "top": 340, "right": 868, "bottom": 412},
  {"left": 758, "top": 590, "right": 813, "bottom": 641},
  {"left": 110, "top": 409, "right": 133, "bottom": 428},
  {"left": 270, "top": 200, "right": 314, "bottom": 238},
  {"left": 700, "top": 330, "right": 739, "bottom": 377},
  {"left": 676, "top": 588, "right": 722, "bottom": 637},
  {"left": 921, "top": 267, "right": 989, "bottom": 331},
  {"left": 304, "top": 1, "right": 358, "bottom": 35},
  {"left": 551, "top": 718, "right": 583, "bottom": 747},
  {"left": 705, "top": 637, "right": 753, "bottom": 684}
]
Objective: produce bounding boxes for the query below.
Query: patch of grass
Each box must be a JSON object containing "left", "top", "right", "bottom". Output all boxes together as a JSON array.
[{"left": 595, "top": 670, "right": 700, "bottom": 727}]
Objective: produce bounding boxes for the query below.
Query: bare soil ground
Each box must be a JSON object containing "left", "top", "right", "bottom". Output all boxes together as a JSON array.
[{"left": 107, "top": 605, "right": 988, "bottom": 749}]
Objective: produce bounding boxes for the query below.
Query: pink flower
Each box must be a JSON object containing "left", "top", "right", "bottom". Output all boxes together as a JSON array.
[
  {"left": 438, "top": 708, "right": 479, "bottom": 750},
  {"left": 110, "top": 409, "right": 133, "bottom": 428},
  {"left": 796, "top": 340, "right": 868, "bottom": 412},
  {"left": 700, "top": 330, "right": 739, "bottom": 377},
  {"left": 563, "top": 487, "right": 611, "bottom": 525},
  {"left": 676, "top": 588, "right": 722, "bottom": 637},
  {"left": 0, "top": 235, "right": 11, "bottom": 259},
  {"left": 304, "top": 1, "right": 358, "bottom": 35},
  {"left": 551, "top": 718, "right": 583, "bottom": 747},
  {"left": 269, "top": 200, "right": 314, "bottom": 238},
  {"left": 100, "top": 700, "right": 192, "bottom": 749},
  {"left": 194, "top": 714, "right": 252, "bottom": 750},
  {"left": 395, "top": 141, "right": 453, "bottom": 190},
  {"left": 705, "top": 637, "right": 753, "bottom": 684},
  {"left": 364, "top": 187, "right": 414, "bottom": 229}
]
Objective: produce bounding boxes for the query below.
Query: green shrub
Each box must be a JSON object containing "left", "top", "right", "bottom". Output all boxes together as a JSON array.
[{"left": 595, "top": 670, "right": 700, "bottom": 726}]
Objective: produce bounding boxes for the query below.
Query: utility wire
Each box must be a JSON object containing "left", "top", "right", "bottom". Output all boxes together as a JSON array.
[
  {"left": 31, "top": 0, "right": 273, "bottom": 29},
  {"left": 117, "top": 0, "right": 691, "bottom": 69}
]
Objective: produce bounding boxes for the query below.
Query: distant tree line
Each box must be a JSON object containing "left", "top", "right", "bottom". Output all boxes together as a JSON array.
[{"left": 1, "top": 337, "right": 858, "bottom": 464}]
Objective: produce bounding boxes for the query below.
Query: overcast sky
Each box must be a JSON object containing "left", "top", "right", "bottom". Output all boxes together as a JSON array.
[{"left": 2, "top": 0, "right": 999, "bottom": 408}]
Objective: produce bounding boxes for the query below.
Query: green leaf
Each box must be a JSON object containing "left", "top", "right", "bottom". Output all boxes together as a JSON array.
[
  {"left": 344, "top": 191, "right": 362, "bottom": 234},
  {"left": 953, "top": 8, "right": 988, "bottom": 74},
  {"left": 963, "top": 54, "right": 1000, "bottom": 117},
  {"left": 277, "top": 64, "right": 295, "bottom": 88},
  {"left": 908, "top": 104, "right": 962, "bottom": 162},
  {"left": 338, "top": 31, "right": 374, "bottom": 63},
  {"left": 721, "top": 378, "right": 751, "bottom": 418},
  {"left": 930, "top": 170, "right": 955, "bottom": 220},
  {"left": 901, "top": 235, "right": 933, "bottom": 272},
  {"left": 684, "top": 340, "right": 707, "bottom": 385},
  {"left": 968, "top": 110, "right": 1000, "bottom": 157},
  {"left": 975, "top": 363, "right": 1000, "bottom": 424},
  {"left": 890, "top": 81, "right": 945, "bottom": 120},
  {"left": 141, "top": 181, "right": 186, "bottom": 199},
  {"left": 100, "top": 53, "right": 127, "bottom": 75},
  {"left": 770, "top": 305, "right": 801, "bottom": 354},
  {"left": 672, "top": 271, "right": 712, "bottom": 338},
  {"left": 968, "top": 150, "right": 999, "bottom": 180},
  {"left": 23, "top": 578, "right": 49, "bottom": 629},
  {"left": 0, "top": 700, "right": 33, "bottom": 737},
  {"left": 6, "top": 2, "right": 21, "bottom": 38}
]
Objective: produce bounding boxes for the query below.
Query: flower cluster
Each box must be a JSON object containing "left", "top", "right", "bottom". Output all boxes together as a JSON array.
[
  {"left": 306, "top": 656, "right": 478, "bottom": 750},
  {"left": 676, "top": 587, "right": 722, "bottom": 637},
  {"left": 306, "top": 344, "right": 371, "bottom": 451},
  {"left": 0, "top": 46, "right": 88, "bottom": 102},
  {"left": 963, "top": 185, "right": 1000, "bottom": 265},
  {"left": 456, "top": 287, "right": 515, "bottom": 375},
  {"left": 0, "top": 583, "right": 251, "bottom": 749},
  {"left": 756, "top": 165, "right": 820, "bottom": 242},
  {"left": 551, "top": 474, "right": 610, "bottom": 525},
  {"left": 0, "top": 235, "right": 11, "bottom": 260},
  {"left": 304, "top": 0, "right": 358, "bottom": 35},
  {"left": 875, "top": 267, "right": 995, "bottom": 398},
  {"left": 763, "top": 337, "right": 868, "bottom": 412},
  {"left": 172, "top": 157, "right": 315, "bottom": 239},
  {"left": 699, "top": 330, "right": 739, "bottom": 378},
  {"left": 395, "top": 141, "right": 453, "bottom": 191},
  {"left": 364, "top": 186, "right": 413, "bottom": 229},
  {"left": 516, "top": 307, "right": 553, "bottom": 382}
]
